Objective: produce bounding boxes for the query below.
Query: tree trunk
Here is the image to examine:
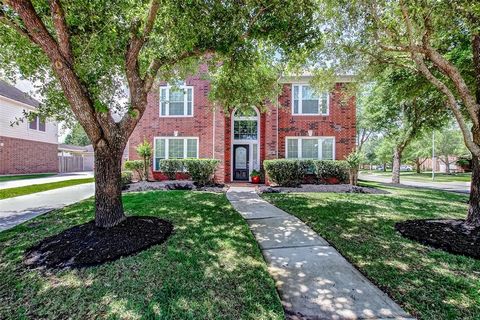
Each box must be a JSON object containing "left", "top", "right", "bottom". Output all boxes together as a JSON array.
[
  {"left": 383, "top": 162, "right": 387, "bottom": 172},
  {"left": 466, "top": 35, "right": 480, "bottom": 228},
  {"left": 415, "top": 158, "right": 421, "bottom": 174},
  {"left": 466, "top": 152, "right": 480, "bottom": 227},
  {"left": 94, "top": 143, "right": 126, "bottom": 228},
  {"left": 445, "top": 158, "right": 451, "bottom": 174},
  {"left": 392, "top": 147, "right": 402, "bottom": 184}
]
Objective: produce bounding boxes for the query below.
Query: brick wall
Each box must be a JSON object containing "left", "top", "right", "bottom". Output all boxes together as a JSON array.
[
  {"left": 0, "top": 136, "right": 58, "bottom": 174},
  {"left": 273, "top": 83, "right": 356, "bottom": 160},
  {"left": 128, "top": 73, "right": 225, "bottom": 181},
  {"left": 128, "top": 78, "right": 356, "bottom": 183}
]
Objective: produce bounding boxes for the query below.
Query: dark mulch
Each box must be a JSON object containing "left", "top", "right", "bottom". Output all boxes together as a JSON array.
[
  {"left": 24, "top": 216, "right": 173, "bottom": 269},
  {"left": 396, "top": 219, "right": 480, "bottom": 259}
]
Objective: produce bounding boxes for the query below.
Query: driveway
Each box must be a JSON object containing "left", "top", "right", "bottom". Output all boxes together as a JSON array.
[
  {"left": 0, "top": 182, "right": 94, "bottom": 232},
  {"left": 0, "top": 171, "right": 94, "bottom": 190},
  {"left": 359, "top": 173, "right": 471, "bottom": 194}
]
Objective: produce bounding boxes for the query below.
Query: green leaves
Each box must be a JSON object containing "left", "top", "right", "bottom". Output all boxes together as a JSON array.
[{"left": 1, "top": 0, "right": 321, "bottom": 126}]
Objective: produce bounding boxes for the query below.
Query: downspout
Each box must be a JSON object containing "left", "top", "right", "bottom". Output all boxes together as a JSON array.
[
  {"left": 212, "top": 105, "right": 216, "bottom": 159},
  {"left": 276, "top": 94, "right": 279, "bottom": 159}
]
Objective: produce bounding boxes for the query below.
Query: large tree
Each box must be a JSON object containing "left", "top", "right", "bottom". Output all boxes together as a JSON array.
[
  {"left": 0, "top": 0, "right": 318, "bottom": 227},
  {"left": 364, "top": 68, "right": 447, "bottom": 183},
  {"left": 317, "top": 0, "right": 480, "bottom": 227}
]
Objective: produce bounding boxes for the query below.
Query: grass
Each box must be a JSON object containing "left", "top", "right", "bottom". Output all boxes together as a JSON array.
[
  {"left": 0, "top": 178, "right": 95, "bottom": 199},
  {"left": 0, "top": 191, "right": 283, "bottom": 320},
  {"left": 361, "top": 170, "right": 471, "bottom": 183},
  {"left": 0, "top": 173, "right": 56, "bottom": 182},
  {"left": 262, "top": 185, "right": 480, "bottom": 319}
]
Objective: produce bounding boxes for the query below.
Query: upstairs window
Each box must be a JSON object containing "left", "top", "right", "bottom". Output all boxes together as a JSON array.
[
  {"left": 28, "top": 116, "right": 46, "bottom": 132},
  {"left": 286, "top": 137, "right": 335, "bottom": 160},
  {"left": 233, "top": 107, "right": 258, "bottom": 140},
  {"left": 292, "top": 84, "right": 328, "bottom": 115},
  {"left": 160, "top": 82, "right": 193, "bottom": 117},
  {"left": 153, "top": 137, "right": 198, "bottom": 170}
]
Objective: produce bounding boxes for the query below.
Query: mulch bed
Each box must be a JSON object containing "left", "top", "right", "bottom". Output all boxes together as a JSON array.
[
  {"left": 124, "top": 180, "right": 227, "bottom": 193},
  {"left": 258, "top": 184, "right": 390, "bottom": 194},
  {"left": 395, "top": 219, "right": 480, "bottom": 259},
  {"left": 24, "top": 216, "right": 173, "bottom": 269}
]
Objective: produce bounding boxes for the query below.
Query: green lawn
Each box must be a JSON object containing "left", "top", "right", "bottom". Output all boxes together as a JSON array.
[
  {"left": 0, "top": 178, "right": 95, "bottom": 199},
  {"left": 0, "top": 191, "right": 283, "bottom": 320},
  {"left": 0, "top": 173, "right": 56, "bottom": 182},
  {"left": 361, "top": 170, "right": 471, "bottom": 183},
  {"left": 263, "top": 185, "right": 480, "bottom": 319}
]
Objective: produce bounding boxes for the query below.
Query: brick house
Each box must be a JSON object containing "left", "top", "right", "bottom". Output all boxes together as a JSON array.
[
  {"left": 128, "top": 72, "right": 356, "bottom": 183},
  {"left": 0, "top": 80, "right": 58, "bottom": 175}
]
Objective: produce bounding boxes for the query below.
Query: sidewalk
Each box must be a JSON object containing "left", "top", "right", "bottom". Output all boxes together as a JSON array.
[
  {"left": 0, "top": 183, "right": 94, "bottom": 232},
  {"left": 359, "top": 173, "right": 470, "bottom": 194},
  {"left": 0, "top": 171, "right": 94, "bottom": 190},
  {"left": 226, "top": 187, "right": 412, "bottom": 320}
]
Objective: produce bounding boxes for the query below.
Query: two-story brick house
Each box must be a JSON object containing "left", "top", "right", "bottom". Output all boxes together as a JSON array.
[
  {"left": 0, "top": 80, "right": 58, "bottom": 175},
  {"left": 128, "top": 72, "right": 356, "bottom": 183}
]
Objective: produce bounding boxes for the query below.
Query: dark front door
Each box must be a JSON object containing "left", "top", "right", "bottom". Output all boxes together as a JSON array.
[{"left": 233, "top": 144, "right": 249, "bottom": 181}]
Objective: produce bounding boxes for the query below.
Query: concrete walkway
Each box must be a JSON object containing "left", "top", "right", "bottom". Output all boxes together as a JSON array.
[
  {"left": 359, "top": 173, "right": 470, "bottom": 194},
  {"left": 0, "top": 171, "right": 93, "bottom": 190},
  {"left": 0, "top": 183, "right": 94, "bottom": 232},
  {"left": 226, "top": 187, "right": 412, "bottom": 320}
]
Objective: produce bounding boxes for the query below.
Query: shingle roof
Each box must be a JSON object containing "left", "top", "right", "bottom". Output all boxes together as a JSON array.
[{"left": 0, "top": 79, "right": 40, "bottom": 107}]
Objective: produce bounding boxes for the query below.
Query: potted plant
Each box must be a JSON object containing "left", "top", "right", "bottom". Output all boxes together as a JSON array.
[{"left": 250, "top": 170, "right": 262, "bottom": 184}]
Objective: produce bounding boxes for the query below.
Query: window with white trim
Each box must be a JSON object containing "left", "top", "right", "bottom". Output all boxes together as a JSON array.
[
  {"left": 233, "top": 107, "right": 258, "bottom": 140},
  {"left": 292, "top": 84, "right": 328, "bottom": 115},
  {"left": 28, "top": 116, "right": 46, "bottom": 132},
  {"left": 154, "top": 137, "right": 198, "bottom": 170},
  {"left": 285, "top": 137, "right": 335, "bottom": 160},
  {"left": 159, "top": 82, "right": 193, "bottom": 117}
]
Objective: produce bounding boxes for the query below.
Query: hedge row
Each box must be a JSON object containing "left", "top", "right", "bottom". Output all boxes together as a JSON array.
[
  {"left": 158, "top": 159, "right": 220, "bottom": 186},
  {"left": 263, "top": 159, "right": 349, "bottom": 187}
]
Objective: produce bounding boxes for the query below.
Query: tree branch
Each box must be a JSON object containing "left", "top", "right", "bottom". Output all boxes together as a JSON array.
[
  {"left": 5, "top": 0, "right": 103, "bottom": 143},
  {"left": 50, "top": 0, "right": 73, "bottom": 66},
  {"left": 398, "top": 0, "right": 480, "bottom": 157}
]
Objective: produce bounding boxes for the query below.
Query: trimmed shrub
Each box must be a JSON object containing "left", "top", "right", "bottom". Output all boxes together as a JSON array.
[
  {"left": 264, "top": 159, "right": 349, "bottom": 186},
  {"left": 183, "top": 159, "right": 220, "bottom": 186},
  {"left": 159, "top": 159, "right": 185, "bottom": 180},
  {"left": 313, "top": 160, "right": 349, "bottom": 184},
  {"left": 121, "top": 171, "right": 133, "bottom": 189},
  {"left": 263, "top": 160, "right": 309, "bottom": 187},
  {"left": 124, "top": 160, "right": 144, "bottom": 181}
]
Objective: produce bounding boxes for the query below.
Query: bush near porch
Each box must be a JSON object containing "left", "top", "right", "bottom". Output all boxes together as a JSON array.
[
  {"left": 263, "top": 159, "right": 349, "bottom": 187},
  {"left": 156, "top": 159, "right": 220, "bottom": 186}
]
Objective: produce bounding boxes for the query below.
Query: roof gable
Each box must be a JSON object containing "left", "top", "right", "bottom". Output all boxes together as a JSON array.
[{"left": 0, "top": 79, "right": 39, "bottom": 107}]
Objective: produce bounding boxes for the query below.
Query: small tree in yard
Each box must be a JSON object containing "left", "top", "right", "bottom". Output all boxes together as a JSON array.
[
  {"left": 346, "top": 151, "right": 362, "bottom": 186},
  {"left": 136, "top": 140, "right": 152, "bottom": 181},
  {"left": 434, "top": 126, "right": 469, "bottom": 174},
  {"left": 403, "top": 135, "right": 433, "bottom": 174},
  {"left": 0, "top": 0, "right": 320, "bottom": 228}
]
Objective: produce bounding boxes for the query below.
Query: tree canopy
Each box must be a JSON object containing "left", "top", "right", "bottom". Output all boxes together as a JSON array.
[
  {"left": 64, "top": 122, "right": 89, "bottom": 146},
  {"left": 0, "top": 0, "right": 321, "bottom": 227}
]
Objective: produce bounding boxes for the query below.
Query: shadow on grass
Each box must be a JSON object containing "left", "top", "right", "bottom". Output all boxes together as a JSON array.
[
  {"left": 0, "top": 191, "right": 283, "bottom": 320},
  {"left": 263, "top": 188, "right": 480, "bottom": 319}
]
